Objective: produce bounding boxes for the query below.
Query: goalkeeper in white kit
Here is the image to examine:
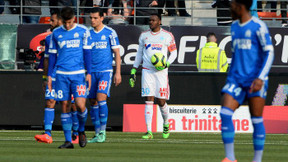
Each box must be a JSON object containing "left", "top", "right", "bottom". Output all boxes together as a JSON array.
[{"left": 129, "top": 13, "right": 177, "bottom": 139}]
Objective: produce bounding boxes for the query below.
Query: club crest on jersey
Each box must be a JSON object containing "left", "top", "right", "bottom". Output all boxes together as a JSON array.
[
  {"left": 74, "top": 32, "right": 79, "bottom": 38},
  {"left": 99, "top": 81, "right": 108, "bottom": 90},
  {"left": 58, "top": 35, "right": 63, "bottom": 39},
  {"left": 77, "top": 85, "right": 86, "bottom": 96},
  {"left": 245, "top": 30, "right": 251, "bottom": 38},
  {"left": 159, "top": 88, "right": 168, "bottom": 97},
  {"left": 101, "top": 35, "right": 106, "bottom": 40}
]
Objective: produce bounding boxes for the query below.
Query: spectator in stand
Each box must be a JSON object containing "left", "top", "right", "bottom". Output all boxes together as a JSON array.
[
  {"left": 281, "top": 1, "right": 287, "bottom": 27},
  {"left": 108, "top": 0, "right": 130, "bottom": 25},
  {"left": 0, "top": 0, "right": 4, "bottom": 14},
  {"left": 22, "top": 0, "right": 42, "bottom": 24},
  {"left": 136, "top": 0, "right": 158, "bottom": 25},
  {"left": 158, "top": 0, "right": 190, "bottom": 17},
  {"left": 212, "top": 0, "right": 232, "bottom": 26},
  {"left": 49, "top": 0, "right": 78, "bottom": 15}
]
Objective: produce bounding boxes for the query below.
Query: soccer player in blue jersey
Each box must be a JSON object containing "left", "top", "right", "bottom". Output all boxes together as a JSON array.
[
  {"left": 87, "top": 7, "right": 121, "bottom": 143},
  {"left": 48, "top": 7, "right": 92, "bottom": 149},
  {"left": 220, "top": 0, "right": 274, "bottom": 162},
  {"left": 34, "top": 11, "right": 80, "bottom": 145}
]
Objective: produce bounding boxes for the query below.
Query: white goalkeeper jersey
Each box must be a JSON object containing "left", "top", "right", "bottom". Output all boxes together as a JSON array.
[{"left": 133, "top": 28, "right": 177, "bottom": 71}]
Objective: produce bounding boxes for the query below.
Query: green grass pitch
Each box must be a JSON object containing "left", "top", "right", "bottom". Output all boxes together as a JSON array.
[{"left": 0, "top": 131, "right": 287, "bottom": 162}]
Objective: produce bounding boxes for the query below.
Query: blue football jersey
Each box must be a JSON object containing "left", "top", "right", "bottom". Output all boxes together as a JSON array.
[
  {"left": 228, "top": 17, "right": 274, "bottom": 87},
  {"left": 90, "top": 25, "right": 120, "bottom": 72},
  {"left": 49, "top": 24, "right": 92, "bottom": 73}
]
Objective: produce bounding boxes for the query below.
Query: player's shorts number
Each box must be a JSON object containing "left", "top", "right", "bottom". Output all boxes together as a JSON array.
[
  {"left": 46, "top": 89, "right": 55, "bottom": 97},
  {"left": 57, "top": 90, "right": 63, "bottom": 99},
  {"left": 223, "top": 83, "right": 242, "bottom": 97},
  {"left": 142, "top": 88, "right": 150, "bottom": 96}
]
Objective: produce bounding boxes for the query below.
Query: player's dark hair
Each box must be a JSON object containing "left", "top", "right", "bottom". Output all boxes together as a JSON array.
[
  {"left": 207, "top": 32, "right": 216, "bottom": 39},
  {"left": 61, "top": 7, "right": 74, "bottom": 21},
  {"left": 151, "top": 13, "right": 162, "bottom": 21},
  {"left": 51, "top": 10, "right": 61, "bottom": 20},
  {"left": 90, "top": 7, "right": 104, "bottom": 17},
  {"left": 235, "top": 0, "right": 253, "bottom": 11}
]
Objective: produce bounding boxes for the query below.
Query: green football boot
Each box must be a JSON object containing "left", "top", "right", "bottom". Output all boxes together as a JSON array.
[
  {"left": 142, "top": 131, "right": 153, "bottom": 139},
  {"left": 97, "top": 131, "right": 106, "bottom": 143},
  {"left": 163, "top": 124, "right": 170, "bottom": 139},
  {"left": 88, "top": 134, "right": 99, "bottom": 143}
]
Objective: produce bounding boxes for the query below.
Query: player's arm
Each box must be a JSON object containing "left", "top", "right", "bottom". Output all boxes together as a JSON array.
[
  {"left": 129, "top": 34, "right": 144, "bottom": 88},
  {"left": 83, "top": 29, "right": 92, "bottom": 90},
  {"left": 42, "top": 36, "right": 50, "bottom": 90},
  {"left": 47, "top": 33, "right": 58, "bottom": 92},
  {"left": 110, "top": 30, "right": 122, "bottom": 86},
  {"left": 220, "top": 50, "right": 228, "bottom": 72},
  {"left": 251, "top": 25, "right": 274, "bottom": 92}
]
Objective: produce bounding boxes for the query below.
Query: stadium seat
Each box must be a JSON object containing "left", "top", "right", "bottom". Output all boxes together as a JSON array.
[{"left": 258, "top": 12, "right": 282, "bottom": 21}]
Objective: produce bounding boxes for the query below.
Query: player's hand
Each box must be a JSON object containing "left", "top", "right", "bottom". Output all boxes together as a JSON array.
[
  {"left": 47, "top": 76, "right": 52, "bottom": 92},
  {"left": 114, "top": 72, "right": 122, "bottom": 87},
  {"left": 86, "top": 74, "right": 92, "bottom": 91},
  {"left": 155, "top": 62, "right": 170, "bottom": 71},
  {"left": 249, "top": 78, "right": 263, "bottom": 93},
  {"left": 129, "top": 68, "right": 136, "bottom": 88}
]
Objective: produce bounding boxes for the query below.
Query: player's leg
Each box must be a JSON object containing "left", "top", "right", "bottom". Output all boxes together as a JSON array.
[
  {"left": 95, "top": 71, "right": 113, "bottom": 143},
  {"left": 70, "top": 97, "right": 79, "bottom": 144},
  {"left": 155, "top": 69, "right": 170, "bottom": 139},
  {"left": 248, "top": 81, "right": 268, "bottom": 162},
  {"left": 88, "top": 99, "right": 100, "bottom": 143},
  {"left": 220, "top": 93, "right": 239, "bottom": 162},
  {"left": 248, "top": 97, "right": 265, "bottom": 162},
  {"left": 220, "top": 82, "right": 246, "bottom": 162},
  {"left": 34, "top": 81, "right": 56, "bottom": 143},
  {"left": 141, "top": 69, "right": 156, "bottom": 139},
  {"left": 72, "top": 73, "right": 88, "bottom": 147}
]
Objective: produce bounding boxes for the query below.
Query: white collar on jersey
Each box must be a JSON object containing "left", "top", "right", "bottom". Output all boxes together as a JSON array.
[
  {"left": 93, "top": 25, "right": 105, "bottom": 34},
  {"left": 61, "top": 23, "right": 77, "bottom": 31},
  {"left": 150, "top": 28, "right": 162, "bottom": 35},
  {"left": 238, "top": 18, "right": 253, "bottom": 27}
]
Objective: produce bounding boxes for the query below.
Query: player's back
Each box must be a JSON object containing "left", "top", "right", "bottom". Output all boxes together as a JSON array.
[
  {"left": 50, "top": 24, "right": 91, "bottom": 73},
  {"left": 228, "top": 17, "right": 273, "bottom": 86},
  {"left": 90, "top": 26, "right": 120, "bottom": 72}
]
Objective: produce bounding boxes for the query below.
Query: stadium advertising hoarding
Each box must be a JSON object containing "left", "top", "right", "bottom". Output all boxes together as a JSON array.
[
  {"left": 123, "top": 104, "right": 253, "bottom": 133},
  {"left": 123, "top": 105, "right": 288, "bottom": 133},
  {"left": 16, "top": 25, "right": 288, "bottom": 72}
]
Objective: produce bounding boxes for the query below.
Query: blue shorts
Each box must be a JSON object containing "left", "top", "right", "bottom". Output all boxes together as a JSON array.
[
  {"left": 87, "top": 71, "right": 112, "bottom": 99},
  {"left": 55, "top": 73, "right": 87, "bottom": 101},
  {"left": 221, "top": 79, "right": 268, "bottom": 105},
  {"left": 45, "top": 79, "right": 56, "bottom": 100}
]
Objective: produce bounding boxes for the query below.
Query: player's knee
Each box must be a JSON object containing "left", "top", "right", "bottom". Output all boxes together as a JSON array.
[
  {"left": 157, "top": 100, "right": 166, "bottom": 107},
  {"left": 46, "top": 99, "right": 56, "bottom": 108}
]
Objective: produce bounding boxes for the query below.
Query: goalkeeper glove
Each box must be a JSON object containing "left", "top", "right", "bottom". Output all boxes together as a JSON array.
[
  {"left": 155, "top": 62, "right": 170, "bottom": 71},
  {"left": 129, "top": 68, "right": 137, "bottom": 88}
]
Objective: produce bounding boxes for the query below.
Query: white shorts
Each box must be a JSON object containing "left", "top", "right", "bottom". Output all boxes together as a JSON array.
[{"left": 141, "top": 68, "right": 170, "bottom": 100}]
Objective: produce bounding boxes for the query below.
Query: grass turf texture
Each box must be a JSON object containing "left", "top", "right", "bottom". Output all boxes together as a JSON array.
[{"left": 0, "top": 131, "right": 287, "bottom": 162}]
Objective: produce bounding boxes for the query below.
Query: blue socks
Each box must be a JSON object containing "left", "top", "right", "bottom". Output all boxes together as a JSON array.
[
  {"left": 252, "top": 116, "right": 265, "bottom": 162},
  {"left": 77, "top": 108, "right": 88, "bottom": 132},
  {"left": 61, "top": 113, "right": 72, "bottom": 142},
  {"left": 44, "top": 108, "right": 55, "bottom": 136},
  {"left": 99, "top": 101, "right": 108, "bottom": 131},
  {"left": 71, "top": 111, "right": 79, "bottom": 136},
  {"left": 90, "top": 105, "right": 100, "bottom": 134},
  {"left": 220, "top": 106, "right": 235, "bottom": 161}
]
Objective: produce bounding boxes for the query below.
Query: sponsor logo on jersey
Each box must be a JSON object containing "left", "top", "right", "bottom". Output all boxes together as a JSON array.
[
  {"left": 74, "top": 32, "right": 79, "bottom": 38},
  {"left": 93, "top": 41, "right": 108, "bottom": 49},
  {"left": 77, "top": 85, "right": 86, "bottom": 96},
  {"left": 233, "top": 39, "right": 252, "bottom": 50},
  {"left": 101, "top": 35, "right": 106, "bottom": 40},
  {"left": 159, "top": 88, "right": 168, "bottom": 97},
  {"left": 99, "top": 81, "right": 108, "bottom": 90},
  {"left": 145, "top": 43, "right": 163, "bottom": 50},
  {"left": 58, "top": 40, "right": 81, "bottom": 48}
]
